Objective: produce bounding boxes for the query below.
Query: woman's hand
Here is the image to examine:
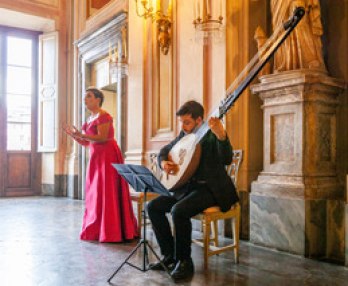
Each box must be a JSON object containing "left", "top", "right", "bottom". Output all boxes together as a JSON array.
[
  {"left": 63, "top": 125, "right": 85, "bottom": 139},
  {"left": 208, "top": 117, "right": 226, "bottom": 141},
  {"left": 62, "top": 124, "right": 73, "bottom": 136},
  {"left": 62, "top": 124, "right": 89, "bottom": 146}
]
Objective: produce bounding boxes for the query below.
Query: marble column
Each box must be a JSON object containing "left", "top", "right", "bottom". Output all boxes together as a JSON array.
[{"left": 250, "top": 70, "right": 345, "bottom": 261}]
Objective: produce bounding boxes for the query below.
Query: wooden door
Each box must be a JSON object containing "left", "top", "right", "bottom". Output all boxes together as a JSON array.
[{"left": 0, "top": 26, "right": 41, "bottom": 197}]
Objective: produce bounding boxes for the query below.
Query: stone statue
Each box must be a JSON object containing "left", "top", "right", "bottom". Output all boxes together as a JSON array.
[{"left": 271, "top": 0, "right": 327, "bottom": 72}]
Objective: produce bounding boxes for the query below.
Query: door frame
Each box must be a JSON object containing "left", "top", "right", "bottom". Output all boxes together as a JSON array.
[{"left": 0, "top": 25, "right": 42, "bottom": 197}]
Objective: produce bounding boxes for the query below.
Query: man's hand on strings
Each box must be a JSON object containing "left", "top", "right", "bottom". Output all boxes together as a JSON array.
[{"left": 208, "top": 117, "right": 226, "bottom": 141}]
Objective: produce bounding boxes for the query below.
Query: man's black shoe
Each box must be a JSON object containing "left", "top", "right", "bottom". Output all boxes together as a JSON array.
[
  {"left": 149, "top": 255, "right": 176, "bottom": 271},
  {"left": 170, "top": 258, "right": 194, "bottom": 281}
]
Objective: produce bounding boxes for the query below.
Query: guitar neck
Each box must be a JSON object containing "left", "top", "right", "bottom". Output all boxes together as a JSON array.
[{"left": 194, "top": 7, "right": 305, "bottom": 143}]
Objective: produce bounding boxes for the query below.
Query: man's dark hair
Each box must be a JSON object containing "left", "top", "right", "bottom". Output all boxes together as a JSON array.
[
  {"left": 86, "top": 88, "right": 104, "bottom": 107},
  {"left": 176, "top": 100, "right": 204, "bottom": 119}
]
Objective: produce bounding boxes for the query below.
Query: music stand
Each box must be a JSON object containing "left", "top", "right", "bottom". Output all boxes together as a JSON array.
[{"left": 107, "top": 164, "right": 172, "bottom": 283}]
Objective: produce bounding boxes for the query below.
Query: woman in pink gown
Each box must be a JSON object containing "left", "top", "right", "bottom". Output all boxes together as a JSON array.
[{"left": 64, "top": 88, "right": 138, "bottom": 242}]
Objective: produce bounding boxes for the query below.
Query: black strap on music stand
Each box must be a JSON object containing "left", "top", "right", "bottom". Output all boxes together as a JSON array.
[{"left": 107, "top": 164, "right": 172, "bottom": 283}]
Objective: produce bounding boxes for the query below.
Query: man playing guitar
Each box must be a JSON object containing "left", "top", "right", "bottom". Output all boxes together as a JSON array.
[{"left": 147, "top": 100, "right": 239, "bottom": 282}]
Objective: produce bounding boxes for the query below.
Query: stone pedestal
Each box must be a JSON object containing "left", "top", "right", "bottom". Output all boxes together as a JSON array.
[{"left": 250, "top": 70, "right": 345, "bottom": 261}]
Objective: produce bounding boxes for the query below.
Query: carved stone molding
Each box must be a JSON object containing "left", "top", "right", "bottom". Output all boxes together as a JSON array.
[{"left": 76, "top": 13, "right": 127, "bottom": 63}]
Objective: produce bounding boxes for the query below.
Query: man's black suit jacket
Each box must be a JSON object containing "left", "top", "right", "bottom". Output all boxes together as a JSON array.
[{"left": 158, "top": 130, "right": 239, "bottom": 212}]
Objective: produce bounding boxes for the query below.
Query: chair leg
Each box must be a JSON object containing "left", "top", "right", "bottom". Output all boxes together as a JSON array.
[
  {"left": 232, "top": 213, "right": 240, "bottom": 263},
  {"left": 235, "top": 213, "right": 240, "bottom": 263},
  {"left": 211, "top": 220, "right": 219, "bottom": 247},
  {"left": 203, "top": 218, "right": 210, "bottom": 269}
]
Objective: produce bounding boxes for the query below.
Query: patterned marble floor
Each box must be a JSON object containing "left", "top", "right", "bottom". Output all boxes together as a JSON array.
[{"left": 0, "top": 197, "right": 347, "bottom": 286}]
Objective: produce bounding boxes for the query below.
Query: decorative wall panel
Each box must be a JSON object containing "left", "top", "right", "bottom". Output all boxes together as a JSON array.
[
  {"left": 270, "top": 113, "right": 295, "bottom": 164},
  {"left": 149, "top": 8, "right": 174, "bottom": 140}
]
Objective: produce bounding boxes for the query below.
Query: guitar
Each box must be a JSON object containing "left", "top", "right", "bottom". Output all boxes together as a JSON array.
[{"left": 160, "top": 7, "right": 306, "bottom": 190}]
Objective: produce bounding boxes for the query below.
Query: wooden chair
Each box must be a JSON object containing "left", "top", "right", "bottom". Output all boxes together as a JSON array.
[
  {"left": 129, "top": 153, "right": 159, "bottom": 235},
  {"left": 192, "top": 149, "right": 243, "bottom": 268}
]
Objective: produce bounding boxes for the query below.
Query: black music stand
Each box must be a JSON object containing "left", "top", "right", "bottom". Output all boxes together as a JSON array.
[{"left": 107, "top": 164, "right": 172, "bottom": 283}]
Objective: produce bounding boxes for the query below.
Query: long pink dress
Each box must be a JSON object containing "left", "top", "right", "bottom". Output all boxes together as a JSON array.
[{"left": 80, "top": 112, "right": 138, "bottom": 242}]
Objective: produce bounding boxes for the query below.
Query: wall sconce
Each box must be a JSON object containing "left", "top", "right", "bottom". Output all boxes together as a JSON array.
[
  {"left": 135, "top": 0, "right": 172, "bottom": 55},
  {"left": 193, "top": 0, "right": 224, "bottom": 43},
  {"left": 109, "top": 27, "right": 128, "bottom": 79}
]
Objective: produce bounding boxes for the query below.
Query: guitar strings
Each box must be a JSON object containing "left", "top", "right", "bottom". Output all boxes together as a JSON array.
[{"left": 194, "top": 11, "right": 299, "bottom": 144}]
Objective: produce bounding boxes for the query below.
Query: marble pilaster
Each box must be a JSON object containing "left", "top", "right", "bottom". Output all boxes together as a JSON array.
[{"left": 250, "top": 70, "right": 345, "bottom": 260}]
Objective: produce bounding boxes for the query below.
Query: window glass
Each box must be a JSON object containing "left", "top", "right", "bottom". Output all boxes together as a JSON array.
[
  {"left": 6, "top": 66, "right": 32, "bottom": 95},
  {"left": 7, "top": 37, "right": 32, "bottom": 67},
  {"left": 6, "top": 36, "right": 33, "bottom": 151}
]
